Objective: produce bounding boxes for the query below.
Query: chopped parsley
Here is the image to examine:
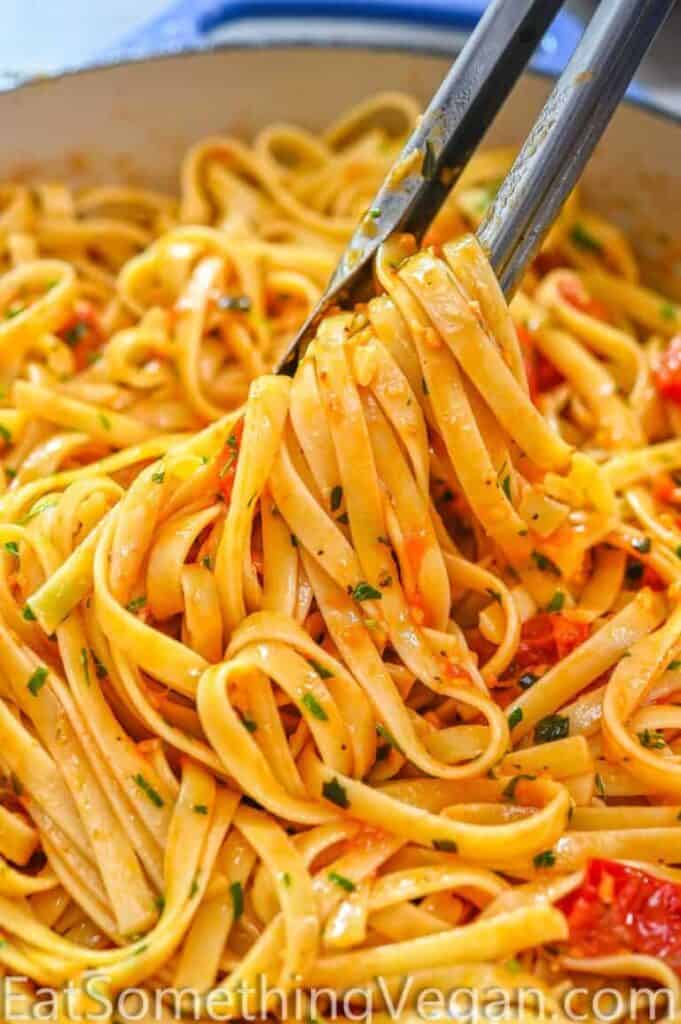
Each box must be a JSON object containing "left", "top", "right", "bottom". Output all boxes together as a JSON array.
[
  {"left": 508, "top": 707, "right": 523, "bottom": 730},
  {"left": 668, "top": 660, "right": 681, "bottom": 671},
  {"left": 27, "top": 666, "right": 48, "bottom": 696},
  {"left": 308, "top": 659, "right": 333, "bottom": 680},
  {"left": 126, "top": 595, "right": 147, "bottom": 614},
  {"left": 502, "top": 774, "right": 536, "bottom": 800},
  {"left": 533, "top": 849, "right": 556, "bottom": 869},
  {"left": 240, "top": 715, "right": 257, "bottom": 733},
  {"left": 595, "top": 772, "right": 606, "bottom": 798},
  {"left": 546, "top": 591, "right": 565, "bottom": 613},
  {"left": 432, "top": 839, "right": 458, "bottom": 853},
  {"left": 369, "top": 207, "right": 381, "bottom": 220},
  {"left": 281, "top": 871, "right": 292, "bottom": 887},
  {"left": 322, "top": 777, "right": 349, "bottom": 809},
  {"left": 230, "top": 881, "right": 244, "bottom": 920},
  {"left": 631, "top": 535, "right": 651, "bottom": 554},
  {"left": 330, "top": 485, "right": 343, "bottom": 511},
  {"left": 0, "top": 425, "right": 11, "bottom": 445},
  {"left": 531, "top": 551, "right": 561, "bottom": 576},
  {"left": 534, "top": 714, "right": 570, "bottom": 744},
  {"left": 660, "top": 302, "right": 678, "bottom": 321},
  {"left": 376, "top": 723, "right": 403, "bottom": 755},
  {"left": 151, "top": 469, "right": 165, "bottom": 484},
  {"left": 301, "top": 692, "right": 328, "bottom": 721},
  {"left": 328, "top": 871, "right": 356, "bottom": 893},
  {"left": 80, "top": 647, "right": 90, "bottom": 685},
  {"left": 349, "top": 581, "right": 382, "bottom": 602},
  {"left": 569, "top": 223, "right": 601, "bottom": 252},
  {"left": 133, "top": 773, "right": 164, "bottom": 808},
  {"left": 92, "top": 651, "right": 107, "bottom": 679},
  {"left": 501, "top": 474, "right": 512, "bottom": 501},
  {"left": 3, "top": 541, "right": 18, "bottom": 556},
  {"left": 98, "top": 413, "right": 112, "bottom": 431},
  {"left": 638, "top": 728, "right": 665, "bottom": 749},
  {"left": 193, "top": 804, "right": 208, "bottom": 815},
  {"left": 22, "top": 604, "right": 36, "bottom": 621}
]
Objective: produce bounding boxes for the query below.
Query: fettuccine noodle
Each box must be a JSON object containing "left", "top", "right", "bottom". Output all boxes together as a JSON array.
[{"left": 1, "top": 93, "right": 681, "bottom": 1023}]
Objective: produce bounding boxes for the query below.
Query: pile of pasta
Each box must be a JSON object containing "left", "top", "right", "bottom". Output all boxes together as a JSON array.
[{"left": 3, "top": 93, "right": 681, "bottom": 1024}]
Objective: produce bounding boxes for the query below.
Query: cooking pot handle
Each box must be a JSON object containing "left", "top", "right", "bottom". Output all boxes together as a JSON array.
[{"left": 113, "top": 0, "right": 583, "bottom": 77}]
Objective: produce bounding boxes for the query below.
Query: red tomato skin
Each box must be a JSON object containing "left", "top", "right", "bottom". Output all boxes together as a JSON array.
[
  {"left": 515, "top": 613, "right": 590, "bottom": 670},
  {"left": 57, "top": 301, "right": 104, "bottom": 371},
  {"left": 559, "top": 859, "right": 681, "bottom": 972},
  {"left": 655, "top": 336, "right": 681, "bottom": 406},
  {"left": 517, "top": 324, "right": 563, "bottom": 398},
  {"left": 558, "top": 278, "right": 610, "bottom": 321}
]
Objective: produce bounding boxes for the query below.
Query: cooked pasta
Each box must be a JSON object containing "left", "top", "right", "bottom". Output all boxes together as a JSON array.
[{"left": 2, "top": 92, "right": 681, "bottom": 1024}]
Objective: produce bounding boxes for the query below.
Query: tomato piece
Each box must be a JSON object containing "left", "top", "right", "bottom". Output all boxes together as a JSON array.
[
  {"left": 559, "top": 859, "right": 681, "bottom": 972},
  {"left": 516, "top": 613, "right": 590, "bottom": 670},
  {"left": 654, "top": 336, "right": 681, "bottom": 406},
  {"left": 558, "top": 278, "right": 610, "bottom": 322},
  {"left": 641, "top": 565, "right": 666, "bottom": 591},
  {"left": 517, "top": 324, "right": 563, "bottom": 398},
  {"left": 214, "top": 420, "right": 243, "bottom": 504},
  {"left": 57, "top": 301, "right": 104, "bottom": 371},
  {"left": 652, "top": 473, "right": 677, "bottom": 504}
]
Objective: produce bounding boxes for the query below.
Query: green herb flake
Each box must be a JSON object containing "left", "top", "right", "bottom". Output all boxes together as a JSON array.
[
  {"left": 421, "top": 376, "right": 429, "bottom": 396},
  {"left": 308, "top": 659, "right": 333, "bottom": 680},
  {"left": 501, "top": 474, "right": 512, "bottom": 501},
  {"left": 281, "top": 871, "right": 292, "bottom": 888},
  {"left": 376, "top": 722, "right": 403, "bottom": 755},
  {"left": 189, "top": 877, "right": 199, "bottom": 899},
  {"left": 80, "top": 647, "right": 90, "bottom": 685},
  {"left": 22, "top": 604, "right": 36, "bottom": 622},
  {"left": 502, "top": 774, "right": 536, "bottom": 800},
  {"left": 546, "top": 591, "right": 565, "bottom": 613},
  {"left": 230, "top": 880, "right": 244, "bottom": 920},
  {"left": 154, "top": 894, "right": 165, "bottom": 913},
  {"left": 595, "top": 772, "right": 606, "bottom": 798},
  {"left": 193, "top": 804, "right": 208, "bottom": 815},
  {"left": 302, "top": 692, "right": 328, "bottom": 721},
  {"left": 322, "top": 777, "right": 349, "bottom": 809},
  {"left": 92, "top": 651, "right": 107, "bottom": 680},
  {"left": 240, "top": 715, "right": 257, "bottom": 733},
  {"left": 0, "top": 425, "right": 11, "bottom": 446},
  {"left": 668, "top": 660, "right": 681, "bottom": 671},
  {"left": 133, "top": 773, "right": 164, "bottom": 808},
  {"left": 3, "top": 541, "right": 18, "bottom": 556},
  {"left": 330, "top": 485, "right": 343, "bottom": 512},
  {"left": 508, "top": 707, "right": 523, "bottom": 730},
  {"left": 631, "top": 535, "right": 651, "bottom": 554},
  {"left": 533, "top": 849, "right": 556, "bottom": 869},
  {"left": 151, "top": 469, "right": 165, "bottom": 484},
  {"left": 534, "top": 714, "right": 570, "bottom": 744},
  {"left": 369, "top": 207, "right": 381, "bottom": 220},
  {"left": 638, "top": 728, "right": 665, "bottom": 750},
  {"left": 569, "top": 223, "right": 601, "bottom": 252},
  {"left": 350, "top": 581, "right": 382, "bottom": 602},
  {"left": 328, "top": 871, "right": 356, "bottom": 893},
  {"left": 27, "top": 666, "right": 48, "bottom": 696},
  {"left": 97, "top": 412, "right": 112, "bottom": 431},
  {"left": 531, "top": 550, "right": 561, "bottom": 576},
  {"left": 661, "top": 302, "right": 678, "bottom": 321},
  {"left": 126, "top": 595, "right": 147, "bottom": 614},
  {"left": 432, "top": 839, "right": 458, "bottom": 853}
]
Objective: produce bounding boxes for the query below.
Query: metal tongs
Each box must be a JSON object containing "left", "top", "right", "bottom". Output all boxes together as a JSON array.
[{"left": 278, "top": 0, "right": 675, "bottom": 375}]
